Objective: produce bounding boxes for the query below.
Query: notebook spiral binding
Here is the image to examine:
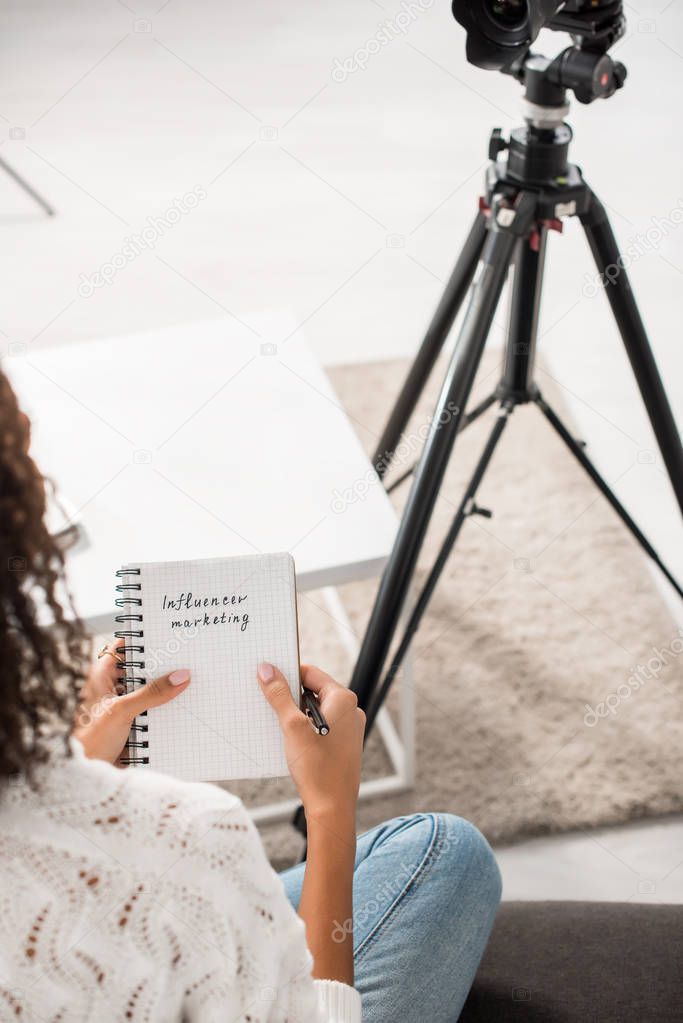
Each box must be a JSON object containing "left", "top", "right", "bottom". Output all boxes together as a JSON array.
[{"left": 114, "top": 567, "right": 149, "bottom": 766}]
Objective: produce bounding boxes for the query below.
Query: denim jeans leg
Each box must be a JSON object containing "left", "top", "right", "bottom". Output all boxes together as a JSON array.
[{"left": 279, "top": 813, "right": 501, "bottom": 1022}]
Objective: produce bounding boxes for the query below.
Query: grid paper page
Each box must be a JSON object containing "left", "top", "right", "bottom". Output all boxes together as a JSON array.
[{"left": 123, "top": 552, "right": 299, "bottom": 782}]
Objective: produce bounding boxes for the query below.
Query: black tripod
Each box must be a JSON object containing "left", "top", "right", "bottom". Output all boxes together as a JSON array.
[{"left": 349, "top": 50, "right": 683, "bottom": 734}]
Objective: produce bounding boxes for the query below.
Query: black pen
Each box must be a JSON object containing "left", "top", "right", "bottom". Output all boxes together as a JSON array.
[{"left": 301, "top": 687, "right": 330, "bottom": 736}]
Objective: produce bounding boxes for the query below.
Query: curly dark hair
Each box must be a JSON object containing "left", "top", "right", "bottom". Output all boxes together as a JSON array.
[{"left": 0, "top": 368, "right": 89, "bottom": 783}]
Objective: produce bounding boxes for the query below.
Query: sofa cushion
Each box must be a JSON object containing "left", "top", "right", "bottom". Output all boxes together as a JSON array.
[{"left": 460, "top": 901, "right": 682, "bottom": 1022}]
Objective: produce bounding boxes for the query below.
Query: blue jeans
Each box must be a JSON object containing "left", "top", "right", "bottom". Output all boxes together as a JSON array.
[{"left": 279, "top": 813, "right": 502, "bottom": 1021}]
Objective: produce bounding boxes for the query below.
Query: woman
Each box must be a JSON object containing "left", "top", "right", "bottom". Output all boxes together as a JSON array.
[{"left": 0, "top": 367, "right": 501, "bottom": 1022}]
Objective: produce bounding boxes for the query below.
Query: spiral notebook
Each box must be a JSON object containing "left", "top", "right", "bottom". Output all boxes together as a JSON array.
[{"left": 115, "top": 552, "right": 300, "bottom": 782}]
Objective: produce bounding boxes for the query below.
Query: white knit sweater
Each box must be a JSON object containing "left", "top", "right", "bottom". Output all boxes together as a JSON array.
[{"left": 0, "top": 739, "right": 361, "bottom": 1023}]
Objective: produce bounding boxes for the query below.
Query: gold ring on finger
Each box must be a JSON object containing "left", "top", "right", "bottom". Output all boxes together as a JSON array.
[{"left": 97, "top": 644, "right": 124, "bottom": 665}]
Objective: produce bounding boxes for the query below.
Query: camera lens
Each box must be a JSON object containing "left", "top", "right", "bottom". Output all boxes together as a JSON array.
[{"left": 485, "top": 0, "right": 528, "bottom": 30}]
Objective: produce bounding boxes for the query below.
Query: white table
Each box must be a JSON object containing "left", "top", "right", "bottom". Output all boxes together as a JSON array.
[{"left": 5, "top": 311, "right": 414, "bottom": 820}]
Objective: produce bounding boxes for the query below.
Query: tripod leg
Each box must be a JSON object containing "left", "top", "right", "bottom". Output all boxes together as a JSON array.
[
  {"left": 373, "top": 210, "right": 487, "bottom": 478},
  {"left": 580, "top": 189, "right": 683, "bottom": 515},
  {"left": 385, "top": 390, "right": 497, "bottom": 495},
  {"left": 0, "top": 156, "right": 55, "bottom": 217},
  {"left": 351, "top": 196, "right": 534, "bottom": 709},
  {"left": 500, "top": 228, "right": 547, "bottom": 398},
  {"left": 536, "top": 393, "right": 683, "bottom": 599},
  {"left": 365, "top": 401, "right": 513, "bottom": 732}
]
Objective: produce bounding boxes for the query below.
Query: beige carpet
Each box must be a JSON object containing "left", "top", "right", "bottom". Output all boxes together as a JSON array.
[{"left": 234, "top": 351, "right": 683, "bottom": 866}]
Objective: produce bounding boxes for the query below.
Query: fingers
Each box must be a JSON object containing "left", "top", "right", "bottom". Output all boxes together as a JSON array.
[
  {"left": 117, "top": 668, "right": 191, "bottom": 719},
  {"left": 257, "top": 662, "right": 302, "bottom": 727},
  {"left": 111, "top": 636, "right": 126, "bottom": 692},
  {"left": 300, "top": 663, "right": 346, "bottom": 700},
  {"left": 301, "top": 665, "right": 361, "bottom": 722},
  {"left": 82, "top": 637, "right": 125, "bottom": 707},
  {"left": 94, "top": 637, "right": 125, "bottom": 678},
  {"left": 98, "top": 637, "right": 124, "bottom": 664}
]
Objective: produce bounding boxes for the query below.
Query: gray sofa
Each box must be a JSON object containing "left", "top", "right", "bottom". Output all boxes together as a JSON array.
[{"left": 460, "top": 901, "right": 682, "bottom": 1022}]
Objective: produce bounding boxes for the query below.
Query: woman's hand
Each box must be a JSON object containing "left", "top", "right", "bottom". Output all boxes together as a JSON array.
[
  {"left": 257, "top": 662, "right": 365, "bottom": 824},
  {"left": 73, "top": 638, "right": 191, "bottom": 765},
  {"left": 259, "top": 662, "right": 363, "bottom": 986}
]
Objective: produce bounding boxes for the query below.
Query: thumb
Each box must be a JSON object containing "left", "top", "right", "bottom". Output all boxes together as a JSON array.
[
  {"left": 117, "top": 669, "right": 191, "bottom": 719},
  {"left": 257, "top": 662, "right": 300, "bottom": 726}
]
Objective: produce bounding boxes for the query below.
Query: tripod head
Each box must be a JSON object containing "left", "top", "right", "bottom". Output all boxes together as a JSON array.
[
  {"left": 482, "top": 3, "right": 627, "bottom": 186},
  {"left": 507, "top": 1, "right": 627, "bottom": 109}
]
